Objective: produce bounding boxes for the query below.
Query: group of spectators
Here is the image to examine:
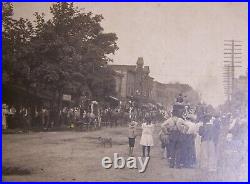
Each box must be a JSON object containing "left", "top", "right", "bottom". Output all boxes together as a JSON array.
[
  {"left": 2, "top": 99, "right": 166, "bottom": 131},
  {"left": 2, "top": 104, "right": 32, "bottom": 131},
  {"left": 158, "top": 101, "right": 247, "bottom": 172}
]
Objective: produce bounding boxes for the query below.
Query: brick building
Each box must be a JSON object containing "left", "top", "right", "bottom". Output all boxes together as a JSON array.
[
  {"left": 110, "top": 57, "right": 200, "bottom": 108},
  {"left": 110, "top": 57, "right": 154, "bottom": 100}
]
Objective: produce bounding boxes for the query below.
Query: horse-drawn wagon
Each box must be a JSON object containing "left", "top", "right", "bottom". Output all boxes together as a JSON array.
[{"left": 75, "top": 100, "right": 101, "bottom": 131}]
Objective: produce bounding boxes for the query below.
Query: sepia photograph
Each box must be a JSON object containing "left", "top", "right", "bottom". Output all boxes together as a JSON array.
[{"left": 2, "top": 2, "right": 248, "bottom": 182}]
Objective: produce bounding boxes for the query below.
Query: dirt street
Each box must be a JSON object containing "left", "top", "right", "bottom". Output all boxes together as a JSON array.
[{"left": 2, "top": 125, "right": 247, "bottom": 181}]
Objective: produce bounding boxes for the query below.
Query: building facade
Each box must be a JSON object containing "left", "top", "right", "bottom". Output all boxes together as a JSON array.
[
  {"left": 111, "top": 57, "right": 201, "bottom": 108},
  {"left": 110, "top": 57, "right": 154, "bottom": 99}
]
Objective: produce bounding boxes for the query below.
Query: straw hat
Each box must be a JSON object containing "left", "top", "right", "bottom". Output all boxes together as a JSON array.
[{"left": 129, "top": 121, "right": 137, "bottom": 128}]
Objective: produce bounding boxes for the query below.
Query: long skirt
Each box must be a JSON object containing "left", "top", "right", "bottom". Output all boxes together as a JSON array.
[
  {"left": 200, "top": 140, "right": 217, "bottom": 171},
  {"left": 195, "top": 135, "right": 202, "bottom": 167},
  {"left": 2, "top": 114, "right": 7, "bottom": 129}
]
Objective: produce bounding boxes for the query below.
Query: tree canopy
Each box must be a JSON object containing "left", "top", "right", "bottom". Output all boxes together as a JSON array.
[{"left": 3, "top": 2, "right": 119, "bottom": 105}]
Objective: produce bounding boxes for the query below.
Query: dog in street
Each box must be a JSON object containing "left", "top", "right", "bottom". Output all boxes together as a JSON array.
[{"left": 98, "top": 137, "right": 112, "bottom": 148}]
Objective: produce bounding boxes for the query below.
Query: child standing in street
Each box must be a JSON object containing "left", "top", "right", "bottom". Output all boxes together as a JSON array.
[
  {"left": 140, "top": 119, "right": 154, "bottom": 157},
  {"left": 128, "top": 120, "right": 138, "bottom": 156}
]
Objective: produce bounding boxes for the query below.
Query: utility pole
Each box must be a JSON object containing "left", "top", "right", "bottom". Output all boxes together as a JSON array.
[
  {"left": 223, "top": 65, "right": 231, "bottom": 102},
  {"left": 223, "top": 40, "right": 242, "bottom": 102}
]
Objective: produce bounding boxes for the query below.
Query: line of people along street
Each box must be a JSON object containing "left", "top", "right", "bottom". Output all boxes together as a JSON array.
[{"left": 2, "top": 99, "right": 166, "bottom": 131}]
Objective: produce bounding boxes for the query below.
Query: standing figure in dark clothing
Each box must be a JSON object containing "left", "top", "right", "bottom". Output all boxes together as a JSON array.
[
  {"left": 164, "top": 116, "right": 187, "bottom": 168},
  {"left": 212, "top": 116, "right": 221, "bottom": 149},
  {"left": 199, "top": 115, "right": 217, "bottom": 171},
  {"left": 41, "top": 107, "right": 49, "bottom": 130},
  {"left": 180, "top": 133, "right": 196, "bottom": 168},
  {"left": 20, "top": 107, "right": 31, "bottom": 133}
]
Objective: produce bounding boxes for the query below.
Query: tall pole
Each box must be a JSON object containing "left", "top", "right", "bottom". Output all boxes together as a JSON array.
[
  {"left": 223, "top": 40, "right": 242, "bottom": 103},
  {"left": 231, "top": 40, "right": 234, "bottom": 95}
]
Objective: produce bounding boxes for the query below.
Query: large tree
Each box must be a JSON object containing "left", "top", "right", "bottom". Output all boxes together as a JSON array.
[
  {"left": 3, "top": 2, "right": 118, "bottom": 124},
  {"left": 2, "top": 2, "right": 34, "bottom": 87},
  {"left": 31, "top": 2, "right": 118, "bottom": 104}
]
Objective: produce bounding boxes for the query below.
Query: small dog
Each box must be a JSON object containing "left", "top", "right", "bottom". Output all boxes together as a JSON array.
[{"left": 98, "top": 137, "right": 112, "bottom": 148}]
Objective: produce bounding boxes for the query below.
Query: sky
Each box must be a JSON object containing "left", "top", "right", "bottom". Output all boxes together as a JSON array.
[{"left": 12, "top": 2, "right": 248, "bottom": 107}]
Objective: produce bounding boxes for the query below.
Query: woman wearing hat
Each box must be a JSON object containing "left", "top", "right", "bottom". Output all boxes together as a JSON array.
[{"left": 199, "top": 115, "right": 217, "bottom": 171}]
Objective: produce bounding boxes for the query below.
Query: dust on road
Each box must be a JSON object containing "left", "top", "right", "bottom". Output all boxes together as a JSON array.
[{"left": 2, "top": 125, "right": 247, "bottom": 181}]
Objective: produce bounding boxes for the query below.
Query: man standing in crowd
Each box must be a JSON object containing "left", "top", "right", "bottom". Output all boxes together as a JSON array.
[{"left": 163, "top": 115, "right": 187, "bottom": 168}]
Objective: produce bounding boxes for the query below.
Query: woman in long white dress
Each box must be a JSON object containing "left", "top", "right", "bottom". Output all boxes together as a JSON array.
[
  {"left": 140, "top": 120, "right": 154, "bottom": 157},
  {"left": 2, "top": 104, "right": 9, "bottom": 130}
]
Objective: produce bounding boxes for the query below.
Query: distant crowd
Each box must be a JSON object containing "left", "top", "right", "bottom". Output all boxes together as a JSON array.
[{"left": 2, "top": 99, "right": 166, "bottom": 132}]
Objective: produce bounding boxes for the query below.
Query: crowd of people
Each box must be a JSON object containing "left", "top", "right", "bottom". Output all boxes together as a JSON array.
[
  {"left": 2, "top": 94, "right": 247, "bottom": 173},
  {"left": 2, "top": 99, "right": 166, "bottom": 132},
  {"left": 127, "top": 94, "right": 247, "bottom": 172},
  {"left": 2, "top": 104, "right": 32, "bottom": 131}
]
